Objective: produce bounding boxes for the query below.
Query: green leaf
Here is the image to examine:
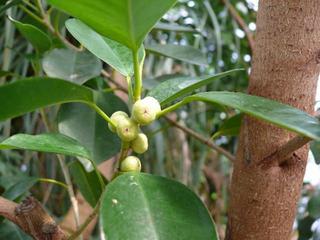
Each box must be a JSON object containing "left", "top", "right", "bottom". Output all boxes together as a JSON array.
[
  {"left": 58, "top": 92, "right": 128, "bottom": 163},
  {"left": 298, "top": 216, "right": 315, "bottom": 240},
  {"left": 146, "top": 44, "right": 207, "bottom": 66},
  {"left": 307, "top": 194, "right": 320, "bottom": 218},
  {"left": 311, "top": 141, "right": 320, "bottom": 164},
  {"left": 212, "top": 114, "right": 243, "bottom": 139},
  {"left": 70, "top": 161, "right": 106, "bottom": 207},
  {"left": 0, "top": 77, "right": 94, "bottom": 122},
  {"left": 48, "top": 0, "right": 178, "bottom": 50},
  {"left": 10, "top": 17, "right": 51, "bottom": 53},
  {"left": 0, "top": 133, "right": 92, "bottom": 160},
  {"left": 66, "top": 19, "right": 134, "bottom": 76},
  {"left": 42, "top": 48, "right": 102, "bottom": 84},
  {"left": 0, "top": 176, "right": 37, "bottom": 200},
  {"left": 148, "top": 70, "right": 241, "bottom": 105},
  {"left": 101, "top": 173, "right": 218, "bottom": 240},
  {"left": 185, "top": 92, "right": 320, "bottom": 140},
  {"left": 154, "top": 22, "right": 198, "bottom": 33}
]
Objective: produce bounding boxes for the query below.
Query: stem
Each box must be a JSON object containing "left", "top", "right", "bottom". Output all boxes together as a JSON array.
[
  {"left": 87, "top": 103, "right": 116, "bottom": 129},
  {"left": 157, "top": 100, "right": 187, "bottom": 118},
  {"left": 126, "top": 76, "right": 133, "bottom": 108},
  {"left": 133, "top": 50, "right": 142, "bottom": 102},
  {"left": 68, "top": 200, "right": 101, "bottom": 240},
  {"left": 38, "top": 178, "right": 69, "bottom": 189},
  {"left": 165, "top": 116, "right": 236, "bottom": 162},
  {"left": 57, "top": 155, "right": 82, "bottom": 235}
]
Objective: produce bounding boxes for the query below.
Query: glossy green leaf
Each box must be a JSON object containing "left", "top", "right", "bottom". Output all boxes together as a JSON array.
[
  {"left": 184, "top": 92, "right": 320, "bottom": 141},
  {"left": 58, "top": 92, "right": 128, "bottom": 163},
  {"left": 0, "top": 133, "right": 92, "bottom": 160},
  {"left": 148, "top": 69, "right": 240, "bottom": 105},
  {"left": 146, "top": 44, "right": 207, "bottom": 66},
  {"left": 48, "top": 0, "right": 178, "bottom": 50},
  {"left": 42, "top": 48, "right": 102, "bottom": 84},
  {"left": 212, "top": 113, "right": 243, "bottom": 139},
  {"left": 311, "top": 141, "right": 320, "bottom": 164},
  {"left": 10, "top": 17, "right": 51, "bottom": 53},
  {"left": 0, "top": 77, "right": 94, "bottom": 122},
  {"left": 101, "top": 173, "right": 218, "bottom": 240},
  {"left": 70, "top": 161, "right": 105, "bottom": 207},
  {"left": 66, "top": 19, "right": 134, "bottom": 76},
  {"left": 154, "top": 22, "right": 198, "bottom": 33}
]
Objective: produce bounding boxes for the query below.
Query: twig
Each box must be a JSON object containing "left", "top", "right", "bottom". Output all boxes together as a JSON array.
[
  {"left": 68, "top": 201, "right": 101, "bottom": 240},
  {"left": 260, "top": 136, "right": 311, "bottom": 167},
  {"left": 165, "top": 116, "right": 236, "bottom": 162},
  {"left": 221, "top": 0, "right": 255, "bottom": 52}
]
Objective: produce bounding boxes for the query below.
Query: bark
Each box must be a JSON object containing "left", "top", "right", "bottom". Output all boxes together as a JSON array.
[
  {"left": 0, "top": 196, "right": 67, "bottom": 240},
  {"left": 226, "top": 1, "right": 320, "bottom": 240}
]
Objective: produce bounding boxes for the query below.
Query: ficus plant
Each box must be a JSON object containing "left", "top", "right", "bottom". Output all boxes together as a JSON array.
[{"left": 0, "top": 0, "right": 320, "bottom": 240}]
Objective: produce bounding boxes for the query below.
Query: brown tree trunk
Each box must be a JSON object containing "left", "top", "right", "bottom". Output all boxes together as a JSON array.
[{"left": 226, "top": 1, "right": 320, "bottom": 240}]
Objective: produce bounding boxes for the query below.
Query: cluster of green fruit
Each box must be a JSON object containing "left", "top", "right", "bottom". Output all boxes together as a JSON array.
[{"left": 108, "top": 97, "right": 161, "bottom": 172}]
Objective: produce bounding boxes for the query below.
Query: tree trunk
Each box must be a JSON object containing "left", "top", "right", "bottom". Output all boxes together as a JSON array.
[{"left": 226, "top": 1, "right": 320, "bottom": 239}]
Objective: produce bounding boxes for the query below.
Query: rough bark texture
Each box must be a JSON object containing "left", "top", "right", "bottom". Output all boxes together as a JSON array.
[
  {"left": 226, "top": 1, "right": 320, "bottom": 240},
  {"left": 0, "top": 196, "right": 67, "bottom": 240}
]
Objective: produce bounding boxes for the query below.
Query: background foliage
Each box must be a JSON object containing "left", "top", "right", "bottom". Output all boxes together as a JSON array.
[{"left": 0, "top": 0, "right": 319, "bottom": 239}]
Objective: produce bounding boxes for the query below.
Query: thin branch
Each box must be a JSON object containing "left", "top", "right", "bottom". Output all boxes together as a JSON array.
[
  {"left": 260, "top": 136, "right": 311, "bottom": 167},
  {"left": 68, "top": 201, "right": 101, "bottom": 240},
  {"left": 221, "top": 0, "right": 255, "bottom": 52},
  {"left": 165, "top": 116, "right": 236, "bottom": 162}
]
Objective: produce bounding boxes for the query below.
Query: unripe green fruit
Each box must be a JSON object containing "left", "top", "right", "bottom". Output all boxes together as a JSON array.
[
  {"left": 108, "top": 111, "right": 129, "bottom": 132},
  {"left": 120, "top": 156, "right": 141, "bottom": 172},
  {"left": 132, "top": 97, "right": 161, "bottom": 125},
  {"left": 131, "top": 133, "right": 148, "bottom": 154},
  {"left": 116, "top": 117, "right": 139, "bottom": 141}
]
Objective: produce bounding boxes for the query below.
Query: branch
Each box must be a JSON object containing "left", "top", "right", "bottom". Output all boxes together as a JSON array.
[
  {"left": 165, "top": 116, "right": 236, "bottom": 162},
  {"left": 0, "top": 196, "right": 67, "bottom": 240},
  {"left": 221, "top": 0, "right": 255, "bottom": 52},
  {"left": 260, "top": 136, "right": 311, "bottom": 167}
]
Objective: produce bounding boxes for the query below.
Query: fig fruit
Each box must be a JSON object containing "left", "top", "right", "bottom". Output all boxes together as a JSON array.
[
  {"left": 131, "top": 133, "right": 148, "bottom": 154},
  {"left": 120, "top": 156, "right": 141, "bottom": 172},
  {"left": 132, "top": 97, "right": 161, "bottom": 125}
]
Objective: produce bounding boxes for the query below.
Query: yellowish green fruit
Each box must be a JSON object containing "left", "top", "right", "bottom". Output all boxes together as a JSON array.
[
  {"left": 132, "top": 97, "right": 161, "bottom": 125},
  {"left": 131, "top": 133, "right": 148, "bottom": 154},
  {"left": 120, "top": 156, "right": 141, "bottom": 172},
  {"left": 108, "top": 111, "right": 129, "bottom": 132},
  {"left": 116, "top": 117, "right": 139, "bottom": 141},
  {"left": 143, "top": 96, "right": 161, "bottom": 114}
]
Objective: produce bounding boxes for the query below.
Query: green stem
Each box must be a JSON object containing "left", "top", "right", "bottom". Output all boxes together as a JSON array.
[
  {"left": 133, "top": 50, "right": 142, "bottom": 102},
  {"left": 157, "top": 100, "right": 187, "bottom": 118},
  {"left": 18, "top": 5, "right": 43, "bottom": 23},
  {"left": 87, "top": 103, "right": 116, "bottom": 129},
  {"left": 126, "top": 76, "right": 133, "bottom": 108},
  {"left": 38, "top": 178, "right": 68, "bottom": 189}
]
